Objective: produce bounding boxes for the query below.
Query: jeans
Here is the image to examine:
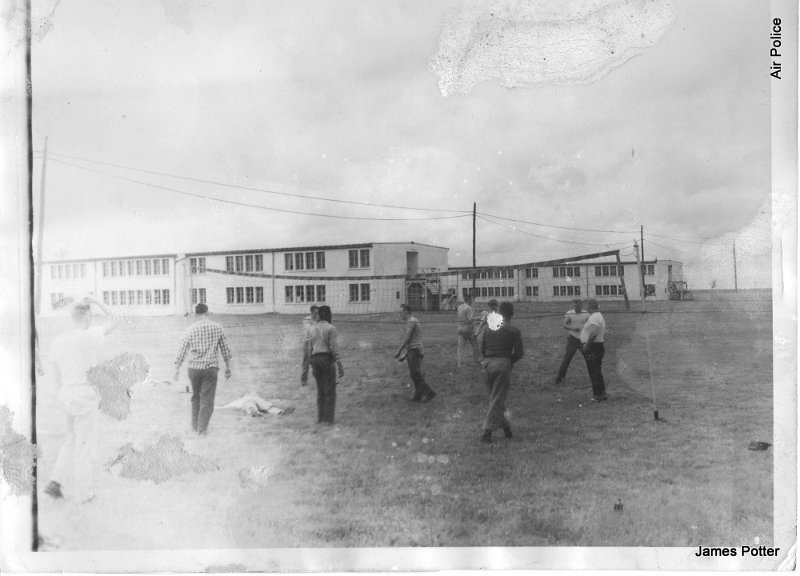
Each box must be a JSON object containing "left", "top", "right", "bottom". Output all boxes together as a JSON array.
[
  {"left": 406, "top": 347, "right": 434, "bottom": 398},
  {"left": 189, "top": 367, "right": 219, "bottom": 434},
  {"left": 310, "top": 354, "right": 336, "bottom": 423},
  {"left": 482, "top": 357, "right": 513, "bottom": 431},
  {"left": 556, "top": 335, "right": 585, "bottom": 382},
  {"left": 583, "top": 342, "right": 606, "bottom": 398}
]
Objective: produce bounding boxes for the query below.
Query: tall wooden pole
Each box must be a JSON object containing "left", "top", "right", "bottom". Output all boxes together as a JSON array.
[
  {"left": 471, "top": 202, "right": 476, "bottom": 297},
  {"left": 634, "top": 240, "right": 645, "bottom": 307},
  {"left": 640, "top": 225, "right": 644, "bottom": 264}
]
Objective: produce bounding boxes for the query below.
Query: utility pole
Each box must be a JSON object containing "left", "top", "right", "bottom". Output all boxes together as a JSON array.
[
  {"left": 733, "top": 240, "right": 738, "bottom": 291},
  {"left": 640, "top": 225, "right": 644, "bottom": 264},
  {"left": 634, "top": 240, "right": 645, "bottom": 308},
  {"left": 472, "top": 202, "right": 476, "bottom": 297}
]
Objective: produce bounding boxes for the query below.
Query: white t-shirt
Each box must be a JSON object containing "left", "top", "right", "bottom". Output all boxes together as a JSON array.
[
  {"left": 49, "top": 326, "right": 106, "bottom": 387},
  {"left": 580, "top": 312, "right": 606, "bottom": 344},
  {"left": 564, "top": 309, "right": 590, "bottom": 339}
]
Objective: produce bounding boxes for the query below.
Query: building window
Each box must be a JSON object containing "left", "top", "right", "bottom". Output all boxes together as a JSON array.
[
  {"left": 245, "top": 255, "right": 254, "bottom": 272},
  {"left": 154, "top": 290, "right": 161, "bottom": 305},
  {"left": 526, "top": 286, "right": 538, "bottom": 297},
  {"left": 526, "top": 267, "right": 539, "bottom": 278},
  {"left": 645, "top": 284, "right": 656, "bottom": 296},
  {"left": 295, "top": 285, "right": 305, "bottom": 303},
  {"left": 501, "top": 287, "right": 508, "bottom": 296},
  {"left": 305, "top": 252, "right": 314, "bottom": 270},
  {"left": 294, "top": 253, "right": 304, "bottom": 271},
  {"left": 74, "top": 264, "right": 81, "bottom": 278},
  {"left": 190, "top": 257, "right": 206, "bottom": 274},
  {"left": 285, "top": 286, "right": 293, "bottom": 303},
  {"left": 349, "top": 284, "right": 359, "bottom": 301},
  {"left": 553, "top": 286, "right": 559, "bottom": 297},
  {"left": 306, "top": 285, "right": 315, "bottom": 302},
  {"left": 102, "top": 262, "right": 109, "bottom": 277},
  {"left": 553, "top": 266, "right": 580, "bottom": 278},
  {"left": 360, "top": 283, "right": 370, "bottom": 301},
  {"left": 144, "top": 290, "right": 151, "bottom": 304},
  {"left": 642, "top": 264, "right": 655, "bottom": 276},
  {"left": 227, "top": 288, "right": 235, "bottom": 304},
  {"left": 509, "top": 287, "right": 515, "bottom": 297},
  {"left": 192, "top": 288, "right": 206, "bottom": 305},
  {"left": 162, "top": 259, "right": 170, "bottom": 275},
  {"left": 152, "top": 259, "right": 159, "bottom": 275},
  {"left": 348, "top": 250, "right": 359, "bottom": 269},
  {"left": 226, "top": 256, "right": 234, "bottom": 272},
  {"left": 163, "top": 289, "right": 170, "bottom": 305},
  {"left": 236, "top": 287, "right": 244, "bottom": 303},
  {"left": 255, "top": 287, "right": 263, "bottom": 303},
  {"left": 360, "top": 249, "right": 370, "bottom": 268},
  {"left": 110, "top": 291, "right": 118, "bottom": 305},
  {"left": 315, "top": 252, "right": 325, "bottom": 269},
  {"left": 246, "top": 287, "right": 254, "bottom": 303},
  {"left": 317, "top": 285, "right": 326, "bottom": 302},
  {"left": 575, "top": 286, "right": 581, "bottom": 296},
  {"left": 480, "top": 287, "right": 488, "bottom": 297},
  {"left": 103, "top": 291, "right": 109, "bottom": 305},
  {"left": 285, "top": 254, "right": 294, "bottom": 271},
  {"left": 235, "top": 256, "right": 244, "bottom": 272},
  {"left": 65, "top": 265, "right": 72, "bottom": 280},
  {"left": 144, "top": 260, "right": 151, "bottom": 275},
  {"left": 255, "top": 255, "right": 263, "bottom": 272}
]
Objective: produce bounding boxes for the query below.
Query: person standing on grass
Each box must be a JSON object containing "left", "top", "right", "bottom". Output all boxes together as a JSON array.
[
  {"left": 475, "top": 299, "right": 499, "bottom": 353},
  {"left": 300, "top": 305, "right": 320, "bottom": 386},
  {"left": 479, "top": 302, "right": 524, "bottom": 444},
  {"left": 580, "top": 299, "right": 607, "bottom": 402},
  {"left": 306, "top": 305, "right": 344, "bottom": 424},
  {"left": 45, "top": 296, "right": 120, "bottom": 503},
  {"left": 394, "top": 304, "right": 436, "bottom": 403},
  {"left": 554, "top": 298, "right": 590, "bottom": 385},
  {"left": 456, "top": 294, "right": 480, "bottom": 367},
  {"left": 174, "top": 303, "right": 233, "bottom": 435}
]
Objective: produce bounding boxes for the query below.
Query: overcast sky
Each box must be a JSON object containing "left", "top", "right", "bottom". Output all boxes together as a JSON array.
[{"left": 31, "top": 0, "right": 773, "bottom": 288}]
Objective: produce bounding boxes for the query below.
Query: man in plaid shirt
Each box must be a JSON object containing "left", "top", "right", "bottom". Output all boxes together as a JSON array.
[{"left": 173, "top": 304, "right": 233, "bottom": 435}]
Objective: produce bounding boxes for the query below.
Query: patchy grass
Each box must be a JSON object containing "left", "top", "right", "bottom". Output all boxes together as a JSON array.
[{"left": 35, "top": 292, "right": 773, "bottom": 549}]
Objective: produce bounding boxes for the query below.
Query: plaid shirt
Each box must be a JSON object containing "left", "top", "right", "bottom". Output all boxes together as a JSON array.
[{"left": 175, "top": 318, "right": 232, "bottom": 370}]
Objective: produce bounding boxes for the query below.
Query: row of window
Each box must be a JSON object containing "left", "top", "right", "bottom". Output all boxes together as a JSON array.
[
  {"left": 284, "top": 251, "right": 326, "bottom": 271},
  {"left": 284, "top": 285, "right": 328, "bottom": 303},
  {"left": 102, "top": 289, "right": 171, "bottom": 306},
  {"left": 192, "top": 288, "right": 207, "bottom": 304},
  {"left": 100, "top": 259, "right": 171, "bottom": 278},
  {"left": 462, "top": 286, "right": 516, "bottom": 298},
  {"left": 595, "top": 265, "right": 623, "bottom": 277},
  {"left": 226, "top": 286, "right": 265, "bottom": 304},
  {"left": 552, "top": 285, "right": 582, "bottom": 297},
  {"left": 51, "top": 264, "right": 87, "bottom": 280},
  {"left": 225, "top": 254, "right": 264, "bottom": 273},
  {"left": 49, "top": 293, "right": 71, "bottom": 309},
  {"left": 461, "top": 269, "right": 515, "bottom": 280},
  {"left": 552, "top": 266, "right": 581, "bottom": 278}
]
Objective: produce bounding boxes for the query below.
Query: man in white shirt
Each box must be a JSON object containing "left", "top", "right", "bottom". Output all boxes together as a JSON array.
[
  {"left": 456, "top": 294, "right": 479, "bottom": 367},
  {"left": 580, "top": 299, "right": 607, "bottom": 402},
  {"left": 45, "top": 296, "right": 120, "bottom": 502},
  {"left": 555, "top": 299, "right": 590, "bottom": 385}
]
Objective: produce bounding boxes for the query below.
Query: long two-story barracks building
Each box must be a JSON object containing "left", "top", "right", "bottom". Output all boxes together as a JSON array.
[
  {"left": 39, "top": 242, "right": 450, "bottom": 317},
  {"left": 40, "top": 243, "right": 683, "bottom": 317}
]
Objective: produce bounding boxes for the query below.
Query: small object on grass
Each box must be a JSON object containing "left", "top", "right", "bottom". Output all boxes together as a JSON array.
[
  {"left": 397, "top": 351, "right": 407, "bottom": 362},
  {"left": 614, "top": 499, "right": 623, "bottom": 512},
  {"left": 748, "top": 440, "right": 771, "bottom": 451}
]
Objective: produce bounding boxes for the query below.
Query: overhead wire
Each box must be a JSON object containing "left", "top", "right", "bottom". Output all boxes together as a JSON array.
[
  {"left": 47, "top": 157, "right": 471, "bottom": 222},
  {"left": 42, "top": 150, "right": 471, "bottom": 215},
  {"left": 476, "top": 214, "right": 632, "bottom": 248}
]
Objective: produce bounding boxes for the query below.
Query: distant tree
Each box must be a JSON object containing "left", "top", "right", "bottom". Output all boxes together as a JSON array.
[{"left": 710, "top": 279, "right": 717, "bottom": 290}]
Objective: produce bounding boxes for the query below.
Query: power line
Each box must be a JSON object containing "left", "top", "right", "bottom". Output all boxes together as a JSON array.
[
  {"left": 43, "top": 150, "right": 471, "bottom": 216},
  {"left": 476, "top": 214, "right": 631, "bottom": 248},
  {"left": 645, "top": 231, "right": 708, "bottom": 245},
  {"left": 48, "top": 157, "right": 472, "bottom": 223},
  {"left": 644, "top": 239, "right": 691, "bottom": 254},
  {"left": 477, "top": 210, "right": 637, "bottom": 235}
]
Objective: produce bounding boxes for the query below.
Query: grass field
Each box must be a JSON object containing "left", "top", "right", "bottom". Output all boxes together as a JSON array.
[{"left": 34, "top": 291, "right": 773, "bottom": 550}]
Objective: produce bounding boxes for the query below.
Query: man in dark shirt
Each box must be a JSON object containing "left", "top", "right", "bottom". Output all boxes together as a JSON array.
[{"left": 479, "top": 302, "right": 524, "bottom": 443}]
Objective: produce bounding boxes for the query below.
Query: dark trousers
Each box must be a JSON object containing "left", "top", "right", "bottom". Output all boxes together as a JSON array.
[
  {"left": 406, "top": 348, "right": 434, "bottom": 398},
  {"left": 583, "top": 342, "right": 606, "bottom": 398},
  {"left": 483, "top": 357, "right": 512, "bottom": 431},
  {"left": 310, "top": 354, "right": 336, "bottom": 423},
  {"left": 556, "top": 335, "right": 585, "bottom": 382},
  {"left": 188, "top": 367, "right": 219, "bottom": 434}
]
